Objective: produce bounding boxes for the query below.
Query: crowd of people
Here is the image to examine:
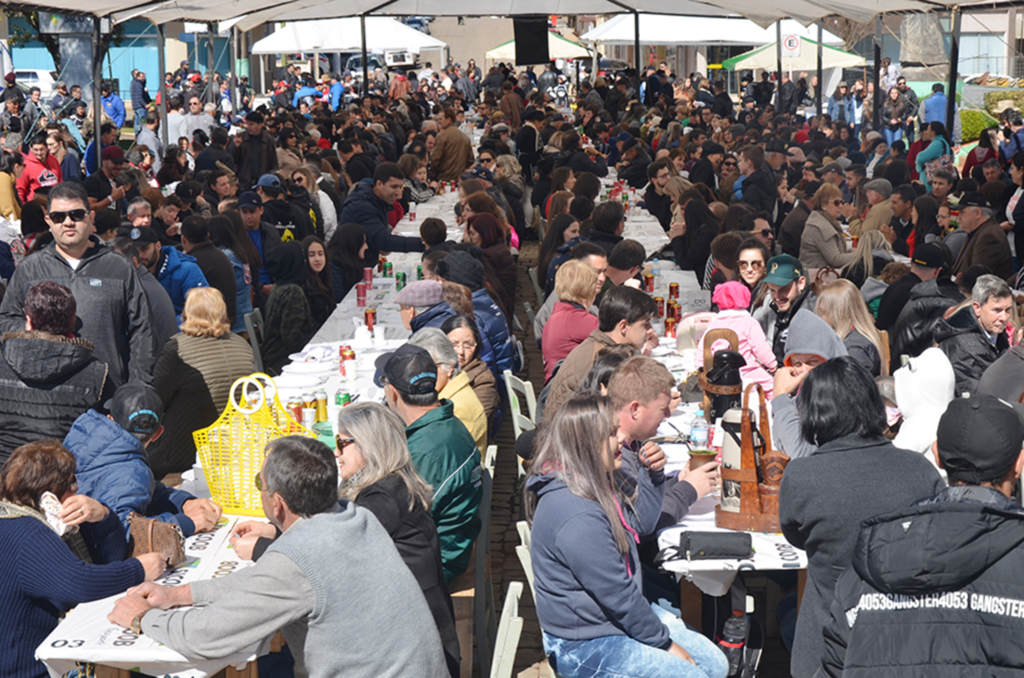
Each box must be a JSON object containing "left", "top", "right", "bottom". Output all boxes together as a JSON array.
[{"left": 3, "top": 46, "right": 1024, "bottom": 678}]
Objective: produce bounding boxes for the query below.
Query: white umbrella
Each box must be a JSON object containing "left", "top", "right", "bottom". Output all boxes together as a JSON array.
[
  {"left": 581, "top": 15, "right": 841, "bottom": 46},
  {"left": 250, "top": 17, "right": 447, "bottom": 55},
  {"left": 485, "top": 32, "right": 591, "bottom": 61}
]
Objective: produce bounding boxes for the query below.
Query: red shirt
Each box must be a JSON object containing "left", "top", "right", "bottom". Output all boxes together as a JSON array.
[
  {"left": 542, "top": 301, "right": 600, "bottom": 383},
  {"left": 16, "top": 152, "right": 61, "bottom": 203}
]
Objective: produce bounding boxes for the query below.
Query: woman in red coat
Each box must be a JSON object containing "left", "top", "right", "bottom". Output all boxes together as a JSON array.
[{"left": 541, "top": 259, "right": 600, "bottom": 383}]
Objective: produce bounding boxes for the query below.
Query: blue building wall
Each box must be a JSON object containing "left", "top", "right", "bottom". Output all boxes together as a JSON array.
[{"left": 10, "top": 17, "right": 230, "bottom": 101}]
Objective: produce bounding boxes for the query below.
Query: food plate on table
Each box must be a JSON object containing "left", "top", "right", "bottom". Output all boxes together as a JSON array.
[
  {"left": 271, "top": 373, "right": 327, "bottom": 390},
  {"left": 281, "top": 361, "right": 339, "bottom": 375}
]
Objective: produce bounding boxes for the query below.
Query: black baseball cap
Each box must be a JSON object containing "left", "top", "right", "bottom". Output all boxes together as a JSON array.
[
  {"left": 175, "top": 180, "right": 203, "bottom": 202},
  {"left": 105, "top": 381, "right": 163, "bottom": 436},
  {"left": 764, "top": 138, "right": 788, "bottom": 154},
  {"left": 911, "top": 243, "right": 944, "bottom": 269},
  {"left": 117, "top": 225, "right": 160, "bottom": 244},
  {"left": 937, "top": 395, "right": 1024, "bottom": 484},
  {"left": 702, "top": 141, "right": 725, "bottom": 156},
  {"left": 373, "top": 344, "right": 437, "bottom": 395},
  {"left": 959, "top": 192, "right": 990, "bottom": 209}
]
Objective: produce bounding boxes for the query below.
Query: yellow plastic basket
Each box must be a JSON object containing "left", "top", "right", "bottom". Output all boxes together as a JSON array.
[{"left": 193, "top": 374, "right": 314, "bottom": 515}]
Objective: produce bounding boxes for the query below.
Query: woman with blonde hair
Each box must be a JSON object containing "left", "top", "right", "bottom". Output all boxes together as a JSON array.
[
  {"left": 840, "top": 229, "right": 893, "bottom": 288},
  {"left": 148, "top": 287, "right": 256, "bottom": 478},
  {"left": 816, "top": 278, "right": 884, "bottom": 376},
  {"left": 799, "top": 183, "right": 857, "bottom": 269},
  {"left": 542, "top": 259, "right": 600, "bottom": 382}
]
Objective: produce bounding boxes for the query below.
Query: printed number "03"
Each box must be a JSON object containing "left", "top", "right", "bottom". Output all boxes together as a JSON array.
[{"left": 51, "top": 639, "right": 85, "bottom": 648}]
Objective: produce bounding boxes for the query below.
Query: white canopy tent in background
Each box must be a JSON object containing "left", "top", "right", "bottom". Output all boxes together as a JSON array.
[
  {"left": 485, "top": 32, "right": 591, "bottom": 61},
  {"left": 249, "top": 17, "right": 447, "bottom": 55},
  {"left": 580, "top": 15, "right": 842, "bottom": 46},
  {"left": 722, "top": 37, "right": 866, "bottom": 70}
]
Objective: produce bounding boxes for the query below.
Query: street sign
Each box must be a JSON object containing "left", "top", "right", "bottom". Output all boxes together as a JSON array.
[{"left": 781, "top": 35, "right": 801, "bottom": 58}]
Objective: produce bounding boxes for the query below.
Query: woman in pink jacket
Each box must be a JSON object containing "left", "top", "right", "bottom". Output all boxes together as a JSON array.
[
  {"left": 697, "top": 281, "right": 778, "bottom": 398},
  {"left": 542, "top": 259, "right": 599, "bottom": 383}
]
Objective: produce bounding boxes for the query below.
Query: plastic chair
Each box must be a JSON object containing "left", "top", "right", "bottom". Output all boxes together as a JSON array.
[
  {"left": 489, "top": 582, "right": 525, "bottom": 678},
  {"left": 523, "top": 302, "right": 537, "bottom": 334},
  {"left": 515, "top": 520, "right": 535, "bottom": 601},
  {"left": 243, "top": 309, "right": 265, "bottom": 373},
  {"left": 675, "top": 311, "right": 717, "bottom": 351},
  {"left": 528, "top": 267, "right": 545, "bottom": 304}
]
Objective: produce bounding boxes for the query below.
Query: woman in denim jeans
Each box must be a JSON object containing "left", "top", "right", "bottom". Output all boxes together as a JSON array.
[{"left": 525, "top": 392, "right": 727, "bottom": 678}]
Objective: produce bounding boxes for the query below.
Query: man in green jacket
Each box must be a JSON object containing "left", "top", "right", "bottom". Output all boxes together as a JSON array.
[{"left": 376, "top": 343, "right": 482, "bottom": 582}]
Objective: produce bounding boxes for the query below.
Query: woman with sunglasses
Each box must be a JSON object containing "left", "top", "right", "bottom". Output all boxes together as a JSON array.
[
  {"left": 736, "top": 237, "right": 770, "bottom": 309},
  {"left": 799, "top": 183, "right": 857, "bottom": 269},
  {"left": 276, "top": 129, "right": 303, "bottom": 175}
]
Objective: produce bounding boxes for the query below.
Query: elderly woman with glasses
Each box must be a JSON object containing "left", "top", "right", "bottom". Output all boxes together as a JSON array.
[
  {"left": 441, "top": 314, "right": 498, "bottom": 424},
  {"left": 799, "top": 183, "right": 857, "bottom": 270}
]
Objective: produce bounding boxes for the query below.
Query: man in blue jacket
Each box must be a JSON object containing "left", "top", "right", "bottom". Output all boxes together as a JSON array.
[
  {"left": 134, "top": 225, "right": 209, "bottom": 315},
  {"left": 64, "top": 381, "right": 222, "bottom": 538},
  {"left": 130, "top": 69, "right": 151, "bottom": 136},
  {"left": 101, "top": 80, "right": 127, "bottom": 129},
  {"left": 338, "top": 162, "right": 425, "bottom": 264}
]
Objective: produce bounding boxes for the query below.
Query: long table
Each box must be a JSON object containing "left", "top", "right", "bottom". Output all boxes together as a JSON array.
[{"left": 37, "top": 516, "right": 268, "bottom": 678}]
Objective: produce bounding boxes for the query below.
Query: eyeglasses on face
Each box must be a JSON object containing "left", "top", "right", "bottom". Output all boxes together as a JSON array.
[
  {"left": 450, "top": 340, "right": 477, "bottom": 351},
  {"left": 50, "top": 209, "right": 88, "bottom": 223},
  {"left": 336, "top": 437, "right": 356, "bottom": 448},
  {"left": 832, "top": 199, "right": 843, "bottom": 206},
  {"left": 738, "top": 260, "right": 765, "bottom": 269},
  {"left": 479, "top": 157, "right": 494, "bottom": 164}
]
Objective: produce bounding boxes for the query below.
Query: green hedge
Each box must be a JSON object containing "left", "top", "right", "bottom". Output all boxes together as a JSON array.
[{"left": 961, "top": 109, "right": 999, "bottom": 143}]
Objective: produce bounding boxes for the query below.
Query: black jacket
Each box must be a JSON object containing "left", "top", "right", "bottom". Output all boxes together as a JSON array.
[
  {"left": 0, "top": 238, "right": 155, "bottom": 387},
  {"left": 711, "top": 91, "right": 734, "bottom": 118},
  {"left": 779, "top": 200, "right": 811, "bottom": 257},
  {"left": 644, "top": 185, "right": 674, "bottom": 230},
  {"left": 889, "top": 277, "right": 963, "bottom": 372},
  {"left": 670, "top": 221, "right": 717, "bottom": 287},
  {"left": 515, "top": 124, "right": 542, "bottom": 185},
  {"left": 346, "top": 152, "right": 378, "bottom": 184},
  {"left": 978, "top": 344, "right": 1024, "bottom": 402},
  {"left": 617, "top": 148, "right": 652, "bottom": 189},
  {"left": 876, "top": 271, "right": 923, "bottom": 332},
  {"left": 553, "top": 148, "right": 609, "bottom": 178},
  {"left": 934, "top": 304, "right": 1008, "bottom": 396},
  {"left": 740, "top": 164, "right": 778, "bottom": 217},
  {"left": 821, "top": 485, "right": 1024, "bottom": 678},
  {"left": 261, "top": 198, "right": 313, "bottom": 243},
  {"left": 186, "top": 241, "right": 238, "bottom": 325},
  {"left": 688, "top": 157, "right": 718, "bottom": 191},
  {"left": 193, "top": 145, "right": 236, "bottom": 175},
  {"left": 229, "top": 130, "right": 278, "bottom": 190},
  {"left": 588, "top": 230, "right": 624, "bottom": 257},
  {"left": 779, "top": 433, "right": 945, "bottom": 678},
  {"left": 0, "top": 331, "right": 110, "bottom": 464}
]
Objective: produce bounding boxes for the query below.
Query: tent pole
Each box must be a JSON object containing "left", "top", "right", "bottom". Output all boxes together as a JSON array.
[
  {"left": 775, "top": 21, "right": 782, "bottom": 107},
  {"left": 230, "top": 26, "right": 238, "bottom": 114},
  {"left": 361, "top": 14, "right": 369, "bottom": 96},
  {"left": 92, "top": 16, "right": 103, "bottom": 173},
  {"left": 946, "top": 6, "right": 961, "bottom": 135},
  {"left": 873, "top": 15, "right": 881, "bottom": 131},
  {"left": 633, "top": 10, "right": 641, "bottom": 90},
  {"left": 816, "top": 21, "right": 823, "bottom": 116},
  {"left": 156, "top": 22, "right": 169, "bottom": 148}
]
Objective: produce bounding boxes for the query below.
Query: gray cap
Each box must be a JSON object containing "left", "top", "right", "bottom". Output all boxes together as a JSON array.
[{"left": 864, "top": 178, "right": 893, "bottom": 199}]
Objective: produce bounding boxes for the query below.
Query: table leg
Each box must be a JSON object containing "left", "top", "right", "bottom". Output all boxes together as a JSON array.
[{"left": 679, "top": 580, "right": 703, "bottom": 629}]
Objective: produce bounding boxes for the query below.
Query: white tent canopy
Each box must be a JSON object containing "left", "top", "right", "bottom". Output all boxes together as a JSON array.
[
  {"left": 580, "top": 15, "right": 841, "bottom": 46},
  {"left": 722, "top": 36, "right": 866, "bottom": 70},
  {"left": 249, "top": 17, "right": 447, "bottom": 55},
  {"left": 485, "top": 32, "right": 590, "bottom": 61}
]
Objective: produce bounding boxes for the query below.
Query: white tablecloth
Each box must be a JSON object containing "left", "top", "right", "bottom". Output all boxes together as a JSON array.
[{"left": 37, "top": 516, "right": 268, "bottom": 678}]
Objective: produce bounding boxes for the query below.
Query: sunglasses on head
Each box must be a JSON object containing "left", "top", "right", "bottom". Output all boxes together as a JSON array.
[{"left": 50, "top": 209, "right": 88, "bottom": 223}]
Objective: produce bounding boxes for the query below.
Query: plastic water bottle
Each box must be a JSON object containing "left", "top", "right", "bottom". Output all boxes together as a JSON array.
[
  {"left": 690, "top": 410, "right": 709, "bottom": 450},
  {"left": 651, "top": 257, "right": 661, "bottom": 279},
  {"left": 718, "top": 610, "right": 747, "bottom": 677}
]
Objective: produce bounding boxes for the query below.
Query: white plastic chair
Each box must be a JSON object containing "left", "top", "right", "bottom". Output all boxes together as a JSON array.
[
  {"left": 515, "top": 520, "right": 535, "bottom": 601},
  {"left": 489, "top": 582, "right": 525, "bottom": 678},
  {"left": 528, "top": 266, "right": 545, "bottom": 304}
]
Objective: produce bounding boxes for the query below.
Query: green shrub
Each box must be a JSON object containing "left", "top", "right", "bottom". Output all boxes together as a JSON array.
[
  {"left": 961, "top": 109, "right": 999, "bottom": 143},
  {"left": 983, "top": 90, "right": 1024, "bottom": 116}
]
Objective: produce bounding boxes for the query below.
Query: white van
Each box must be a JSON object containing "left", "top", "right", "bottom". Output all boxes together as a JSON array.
[{"left": 14, "top": 69, "right": 58, "bottom": 99}]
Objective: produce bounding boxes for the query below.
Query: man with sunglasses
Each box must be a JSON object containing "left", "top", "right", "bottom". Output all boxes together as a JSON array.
[{"left": 0, "top": 182, "right": 155, "bottom": 387}]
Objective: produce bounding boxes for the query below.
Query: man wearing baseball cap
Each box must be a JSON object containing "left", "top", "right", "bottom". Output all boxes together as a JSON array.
[
  {"left": 255, "top": 173, "right": 312, "bottom": 243},
  {"left": 876, "top": 242, "right": 945, "bottom": 333},
  {"left": 64, "top": 380, "right": 222, "bottom": 536},
  {"left": 754, "top": 253, "right": 816, "bottom": 365},
  {"left": 820, "top": 395, "right": 1024, "bottom": 676},
  {"left": 84, "top": 144, "right": 128, "bottom": 212},
  {"left": 375, "top": 343, "right": 482, "bottom": 582}
]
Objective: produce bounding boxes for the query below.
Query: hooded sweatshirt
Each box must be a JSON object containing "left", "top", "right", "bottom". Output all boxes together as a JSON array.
[
  {"left": 526, "top": 468, "right": 669, "bottom": 648},
  {"left": 772, "top": 309, "right": 849, "bottom": 459},
  {"left": 892, "top": 347, "right": 955, "bottom": 458},
  {"left": 820, "top": 486, "right": 1024, "bottom": 678},
  {"left": 64, "top": 409, "right": 198, "bottom": 536}
]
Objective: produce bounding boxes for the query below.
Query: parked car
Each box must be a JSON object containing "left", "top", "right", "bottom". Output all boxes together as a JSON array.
[{"left": 14, "top": 69, "right": 58, "bottom": 100}]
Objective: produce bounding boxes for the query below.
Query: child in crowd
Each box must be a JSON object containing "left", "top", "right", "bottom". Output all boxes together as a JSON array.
[
  {"left": 697, "top": 281, "right": 777, "bottom": 398},
  {"left": 421, "top": 217, "right": 455, "bottom": 255}
]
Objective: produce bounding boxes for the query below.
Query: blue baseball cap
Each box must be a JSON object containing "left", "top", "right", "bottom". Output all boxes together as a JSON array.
[{"left": 255, "top": 174, "right": 281, "bottom": 190}]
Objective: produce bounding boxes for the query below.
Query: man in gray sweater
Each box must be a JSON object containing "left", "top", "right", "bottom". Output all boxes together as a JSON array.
[{"left": 108, "top": 436, "right": 448, "bottom": 678}]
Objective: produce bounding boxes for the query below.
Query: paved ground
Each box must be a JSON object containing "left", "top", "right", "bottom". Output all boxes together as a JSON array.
[{"left": 486, "top": 241, "right": 794, "bottom": 678}]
